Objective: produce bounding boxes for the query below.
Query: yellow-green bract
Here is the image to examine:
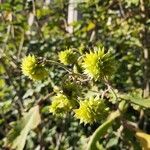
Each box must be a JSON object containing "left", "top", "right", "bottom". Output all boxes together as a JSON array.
[
  {"left": 82, "top": 47, "right": 116, "bottom": 80},
  {"left": 58, "top": 49, "right": 77, "bottom": 65},
  {"left": 21, "top": 54, "right": 48, "bottom": 80},
  {"left": 49, "top": 94, "right": 77, "bottom": 116},
  {"left": 74, "top": 97, "right": 109, "bottom": 124}
]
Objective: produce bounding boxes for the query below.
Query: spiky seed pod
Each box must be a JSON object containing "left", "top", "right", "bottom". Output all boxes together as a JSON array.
[
  {"left": 21, "top": 55, "right": 48, "bottom": 80},
  {"left": 58, "top": 49, "right": 77, "bottom": 65},
  {"left": 82, "top": 47, "right": 116, "bottom": 80},
  {"left": 49, "top": 94, "right": 77, "bottom": 116},
  {"left": 74, "top": 97, "right": 108, "bottom": 124}
]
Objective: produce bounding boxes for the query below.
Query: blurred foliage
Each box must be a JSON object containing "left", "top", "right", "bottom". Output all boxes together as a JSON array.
[{"left": 0, "top": 0, "right": 150, "bottom": 149}]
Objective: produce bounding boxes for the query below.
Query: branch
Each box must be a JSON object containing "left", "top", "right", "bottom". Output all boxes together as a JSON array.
[{"left": 44, "top": 59, "right": 86, "bottom": 79}]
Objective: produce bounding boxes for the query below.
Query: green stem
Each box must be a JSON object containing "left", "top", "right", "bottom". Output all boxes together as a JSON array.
[
  {"left": 109, "top": 85, "right": 118, "bottom": 101},
  {"left": 45, "top": 60, "right": 72, "bottom": 73},
  {"left": 87, "top": 110, "right": 120, "bottom": 150},
  {"left": 103, "top": 77, "right": 118, "bottom": 101},
  {"left": 45, "top": 59, "right": 86, "bottom": 78}
]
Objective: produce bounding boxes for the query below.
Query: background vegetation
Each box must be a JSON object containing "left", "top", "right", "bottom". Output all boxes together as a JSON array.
[{"left": 0, "top": 0, "right": 150, "bottom": 149}]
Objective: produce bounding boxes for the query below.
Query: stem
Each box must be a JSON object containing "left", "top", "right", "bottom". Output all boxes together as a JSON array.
[
  {"left": 140, "top": 0, "right": 150, "bottom": 98},
  {"left": 87, "top": 110, "right": 120, "bottom": 150},
  {"left": 45, "top": 60, "right": 72, "bottom": 73},
  {"left": 121, "top": 119, "right": 138, "bottom": 132},
  {"left": 118, "top": 0, "right": 125, "bottom": 18},
  {"left": 119, "top": 97, "right": 149, "bottom": 109},
  {"left": 17, "top": 31, "right": 25, "bottom": 60},
  {"left": 104, "top": 77, "right": 118, "bottom": 101},
  {"left": 101, "top": 86, "right": 110, "bottom": 99},
  {"left": 109, "top": 85, "right": 118, "bottom": 101},
  {"left": 45, "top": 59, "right": 86, "bottom": 79},
  {"left": 37, "top": 92, "right": 55, "bottom": 106}
]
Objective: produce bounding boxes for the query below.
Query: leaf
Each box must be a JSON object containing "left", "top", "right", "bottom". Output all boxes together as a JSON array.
[
  {"left": 122, "top": 96, "right": 150, "bottom": 108},
  {"left": 0, "top": 100, "right": 12, "bottom": 114},
  {"left": 5, "top": 105, "right": 41, "bottom": 150},
  {"left": 129, "top": 98, "right": 150, "bottom": 108},
  {"left": 125, "top": 0, "right": 139, "bottom": 6},
  {"left": 136, "top": 131, "right": 150, "bottom": 150},
  {"left": 86, "top": 22, "right": 95, "bottom": 31},
  {"left": 22, "top": 89, "right": 34, "bottom": 99},
  {"left": 106, "top": 137, "right": 119, "bottom": 148},
  {"left": 87, "top": 110, "right": 120, "bottom": 150}
]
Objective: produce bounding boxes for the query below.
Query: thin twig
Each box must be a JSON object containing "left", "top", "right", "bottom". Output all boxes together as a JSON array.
[
  {"left": 37, "top": 92, "right": 55, "bottom": 106},
  {"left": 101, "top": 86, "right": 111, "bottom": 99},
  {"left": 45, "top": 60, "right": 72, "bottom": 73},
  {"left": 121, "top": 119, "right": 138, "bottom": 132},
  {"left": 118, "top": 0, "right": 125, "bottom": 18},
  {"left": 45, "top": 59, "right": 86, "bottom": 79},
  {"left": 103, "top": 77, "right": 118, "bottom": 101},
  {"left": 17, "top": 31, "right": 25, "bottom": 60},
  {"left": 138, "top": 109, "right": 144, "bottom": 126}
]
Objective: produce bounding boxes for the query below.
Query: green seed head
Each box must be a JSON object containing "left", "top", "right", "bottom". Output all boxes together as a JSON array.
[
  {"left": 21, "top": 55, "right": 48, "bottom": 80},
  {"left": 74, "top": 97, "right": 108, "bottom": 124},
  {"left": 82, "top": 47, "right": 116, "bottom": 80},
  {"left": 49, "top": 94, "right": 77, "bottom": 116}
]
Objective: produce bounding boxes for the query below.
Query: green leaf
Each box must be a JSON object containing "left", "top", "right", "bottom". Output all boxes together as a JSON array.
[
  {"left": 106, "top": 137, "right": 119, "bottom": 148},
  {"left": 22, "top": 89, "right": 34, "bottom": 99},
  {"left": 125, "top": 0, "right": 139, "bottom": 6},
  {"left": 87, "top": 110, "right": 120, "bottom": 150},
  {"left": 121, "top": 95, "right": 150, "bottom": 108},
  {"left": 129, "top": 97, "right": 150, "bottom": 108},
  {"left": 5, "top": 105, "right": 41, "bottom": 150}
]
